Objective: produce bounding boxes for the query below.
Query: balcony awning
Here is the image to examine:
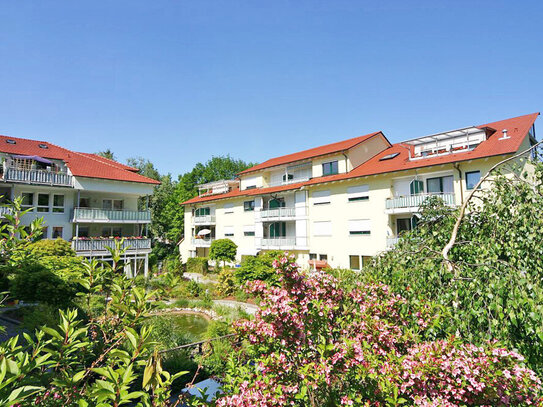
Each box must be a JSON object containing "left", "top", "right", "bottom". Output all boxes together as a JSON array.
[{"left": 11, "top": 154, "right": 53, "bottom": 165}]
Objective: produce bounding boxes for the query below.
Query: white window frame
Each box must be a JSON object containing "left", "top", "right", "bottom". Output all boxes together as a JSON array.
[
  {"left": 224, "top": 226, "right": 235, "bottom": 237},
  {"left": 223, "top": 203, "right": 234, "bottom": 214},
  {"left": 347, "top": 185, "right": 369, "bottom": 202},
  {"left": 53, "top": 194, "right": 65, "bottom": 213},
  {"left": 37, "top": 193, "right": 50, "bottom": 213},
  {"left": 21, "top": 192, "right": 34, "bottom": 211},
  {"left": 243, "top": 225, "right": 255, "bottom": 237}
]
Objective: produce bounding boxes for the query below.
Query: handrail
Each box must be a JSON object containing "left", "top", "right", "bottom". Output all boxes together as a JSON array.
[{"left": 159, "top": 333, "right": 239, "bottom": 354}]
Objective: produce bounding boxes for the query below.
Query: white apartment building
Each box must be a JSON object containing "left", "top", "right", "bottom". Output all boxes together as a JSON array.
[
  {"left": 0, "top": 135, "right": 159, "bottom": 276},
  {"left": 179, "top": 113, "right": 539, "bottom": 270}
]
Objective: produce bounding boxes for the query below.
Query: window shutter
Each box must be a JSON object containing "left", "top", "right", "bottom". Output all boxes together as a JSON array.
[
  {"left": 313, "top": 190, "right": 331, "bottom": 205},
  {"left": 348, "top": 219, "right": 371, "bottom": 234},
  {"left": 313, "top": 221, "right": 332, "bottom": 236},
  {"left": 347, "top": 185, "right": 369, "bottom": 201}
]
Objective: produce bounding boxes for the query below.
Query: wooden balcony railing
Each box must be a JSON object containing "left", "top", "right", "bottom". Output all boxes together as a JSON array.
[
  {"left": 73, "top": 208, "right": 151, "bottom": 223},
  {"left": 3, "top": 168, "right": 73, "bottom": 187},
  {"left": 72, "top": 238, "right": 151, "bottom": 252}
]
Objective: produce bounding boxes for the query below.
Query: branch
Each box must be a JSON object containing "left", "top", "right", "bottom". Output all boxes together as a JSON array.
[{"left": 441, "top": 140, "right": 543, "bottom": 274}]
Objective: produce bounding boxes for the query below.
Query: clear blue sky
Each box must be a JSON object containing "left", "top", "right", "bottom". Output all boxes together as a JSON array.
[{"left": 1, "top": 1, "right": 541, "bottom": 176}]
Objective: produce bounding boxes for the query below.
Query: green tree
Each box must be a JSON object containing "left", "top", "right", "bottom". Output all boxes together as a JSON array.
[
  {"left": 126, "top": 156, "right": 161, "bottom": 181},
  {"left": 95, "top": 149, "right": 116, "bottom": 161},
  {"left": 209, "top": 238, "right": 237, "bottom": 268},
  {"left": 364, "top": 159, "right": 543, "bottom": 373}
]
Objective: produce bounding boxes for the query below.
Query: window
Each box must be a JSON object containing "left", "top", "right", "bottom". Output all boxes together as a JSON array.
[
  {"left": 245, "top": 185, "right": 257, "bottom": 190},
  {"left": 269, "top": 222, "right": 286, "bottom": 237},
  {"left": 223, "top": 203, "right": 234, "bottom": 214},
  {"left": 313, "top": 221, "right": 332, "bottom": 237},
  {"left": 21, "top": 193, "right": 34, "bottom": 210},
  {"left": 268, "top": 198, "right": 285, "bottom": 209},
  {"left": 103, "top": 199, "right": 123, "bottom": 210},
  {"left": 102, "top": 227, "right": 122, "bottom": 237},
  {"left": 396, "top": 218, "right": 412, "bottom": 235},
  {"left": 53, "top": 194, "right": 64, "bottom": 213},
  {"left": 40, "top": 226, "right": 48, "bottom": 239},
  {"left": 426, "top": 175, "right": 454, "bottom": 194},
  {"left": 465, "top": 171, "right": 481, "bottom": 190},
  {"left": 79, "top": 197, "right": 90, "bottom": 208},
  {"left": 243, "top": 225, "right": 255, "bottom": 237},
  {"left": 322, "top": 160, "right": 338, "bottom": 176},
  {"left": 319, "top": 254, "right": 328, "bottom": 261},
  {"left": 244, "top": 200, "right": 255, "bottom": 211},
  {"left": 78, "top": 226, "right": 89, "bottom": 238},
  {"left": 347, "top": 185, "right": 369, "bottom": 202},
  {"left": 349, "top": 255, "right": 360, "bottom": 270},
  {"left": 37, "top": 193, "right": 50, "bottom": 212},
  {"left": 409, "top": 179, "right": 424, "bottom": 195},
  {"left": 349, "top": 219, "right": 371, "bottom": 235},
  {"left": 313, "top": 190, "right": 331, "bottom": 205},
  {"left": 195, "top": 207, "right": 210, "bottom": 217},
  {"left": 379, "top": 152, "right": 400, "bottom": 161},
  {"left": 309, "top": 253, "right": 317, "bottom": 260},
  {"left": 350, "top": 255, "right": 373, "bottom": 270},
  {"left": 52, "top": 227, "right": 63, "bottom": 239},
  {"left": 282, "top": 173, "right": 294, "bottom": 182},
  {"left": 224, "top": 226, "right": 234, "bottom": 237}
]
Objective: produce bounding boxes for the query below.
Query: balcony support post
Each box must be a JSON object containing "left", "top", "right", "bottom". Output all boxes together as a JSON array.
[{"left": 144, "top": 253, "right": 149, "bottom": 278}]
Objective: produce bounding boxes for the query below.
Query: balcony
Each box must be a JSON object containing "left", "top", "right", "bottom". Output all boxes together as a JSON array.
[
  {"left": 2, "top": 168, "right": 73, "bottom": 187},
  {"left": 259, "top": 207, "right": 297, "bottom": 220},
  {"left": 73, "top": 208, "right": 151, "bottom": 223},
  {"left": 72, "top": 238, "right": 151, "bottom": 253},
  {"left": 193, "top": 215, "right": 216, "bottom": 225},
  {"left": 191, "top": 237, "right": 215, "bottom": 247},
  {"left": 256, "top": 237, "right": 307, "bottom": 250},
  {"left": 0, "top": 206, "right": 12, "bottom": 217},
  {"left": 386, "top": 237, "right": 400, "bottom": 249},
  {"left": 385, "top": 193, "right": 455, "bottom": 214}
]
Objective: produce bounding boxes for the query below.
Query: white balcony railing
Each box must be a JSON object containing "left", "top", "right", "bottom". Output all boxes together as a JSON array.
[
  {"left": 386, "top": 193, "right": 455, "bottom": 211},
  {"left": 191, "top": 237, "right": 215, "bottom": 247},
  {"left": 267, "top": 177, "right": 310, "bottom": 188},
  {"left": 73, "top": 208, "right": 151, "bottom": 223},
  {"left": 3, "top": 168, "right": 73, "bottom": 187},
  {"left": 259, "top": 207, "right": 296, "bottom": 219},
  {"left": 386, "top": 237, "right": 400, "bottom": 248},
  {"left": 72, "top": 238, "right": 151, "bottom": 252},
  {"left": 193, "top": 215, "right": 216, "bottom": 225},
  {"left": 259, "top": 237, "right": 297, "bottom": 247},
  {"left": 0, "top": 206, "right": 12, "bottom": 217}
]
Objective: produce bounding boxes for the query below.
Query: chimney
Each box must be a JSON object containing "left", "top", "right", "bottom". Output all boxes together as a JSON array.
[{"left": 499, "top": 129, "right": 510, "bottom": 140}]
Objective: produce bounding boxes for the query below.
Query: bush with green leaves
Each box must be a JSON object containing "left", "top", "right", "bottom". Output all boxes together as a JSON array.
[
  {"left": 27, "top": 238, "right": 76, "bottom": 258},
  {"left": 364, "top": 160, "right": 543, "bottom": 374},
  {"left": 186, "top": 257, "right": 209, "bottom": 274},
  {"left": 217, "top": 268, "right": 236, "bottom": 296},
  {"left": 209, "top": 239, "right": 237, "bottom": 268},
  {"left": 234, "top": 250, "right": 283, "bottom": 285}
]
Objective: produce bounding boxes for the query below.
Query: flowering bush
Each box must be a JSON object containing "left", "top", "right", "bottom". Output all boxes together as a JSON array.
[{"left": 213, "top": 254, "right": 542, "bottom": 406}]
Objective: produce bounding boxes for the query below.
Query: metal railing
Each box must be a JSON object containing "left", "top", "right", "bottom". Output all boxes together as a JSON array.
[
  {"left": 267, "top": 177, "right": 310, "bottom": 188},
  {"left": 73, "top": 207, "right": 151, "bottom": 223},
  {"left": 3, "top": 168, "right": 73, "bottom": 187},
  {"left": 191, "top": 237, "right": 215, "bottom": 247},
  {"left": 385, "top": 193, "right": 455, "bottom": 210},
  {"left": 72, "top": 238, "right": 151, "bottom": 252},
  {"left": 260, "top": 237, "right": 297, "bottom": 247},
  {"left": 259, "top": 207, "right": 296, "bottom": 219},
  {"left": 193, "top": 215, "right": 216, "bottom": 224},
  {"left": 0, "top": 207, "right": 12, "bottom": 217}
]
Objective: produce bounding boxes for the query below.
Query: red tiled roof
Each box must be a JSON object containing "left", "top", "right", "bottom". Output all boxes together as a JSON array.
[
  {"left": 0, "top": 135, "right": 160, "bottom": 185},
  {"left": 238, "top": 131, "right": 386, "bottom": 175},
  {"left": 182, "top": 113, "right": 539, "bottom": 205}
]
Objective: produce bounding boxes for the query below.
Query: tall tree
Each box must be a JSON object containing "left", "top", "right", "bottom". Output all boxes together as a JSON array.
[
  {"left": 95, "top": 149, "right": 116, "bottom": 161},
  {"left": 126, "top": 157, "right": 161, "bottom": 181}
]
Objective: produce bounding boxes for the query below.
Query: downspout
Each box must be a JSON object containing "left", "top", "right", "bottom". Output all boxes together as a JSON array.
[{"left": 454, "top": 163, "right": 464, "bottom": 203}]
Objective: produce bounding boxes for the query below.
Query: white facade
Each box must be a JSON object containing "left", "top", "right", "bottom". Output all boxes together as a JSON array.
[
  {"left": 179, "top": 116, "right": 538, "bottom": 270},
  {"left": 0, "top": 149, "right": 156, "bottom": 277}
]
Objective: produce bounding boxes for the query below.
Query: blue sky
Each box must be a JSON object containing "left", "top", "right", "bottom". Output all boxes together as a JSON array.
[{"left": 1, "top": 1, "right": 542, "bottom": 176}]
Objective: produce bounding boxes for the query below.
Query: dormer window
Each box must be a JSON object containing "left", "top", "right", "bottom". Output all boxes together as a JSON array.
[{"left": 322, "top": 160, "right": 338, "bottom": 176}]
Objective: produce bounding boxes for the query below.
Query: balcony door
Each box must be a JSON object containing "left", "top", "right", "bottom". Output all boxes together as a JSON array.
[
  {"left": 269, "top": 222, "right": 286, "bottom": 238},
  {"left": 268, "top": 198, "right": 285, "bottom": 209}
]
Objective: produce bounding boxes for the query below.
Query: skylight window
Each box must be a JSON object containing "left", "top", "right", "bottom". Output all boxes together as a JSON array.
[
  {"left": 6, "top": 139, "right": 16, "bottom": 145},
  {"left": 38, "top": 143, "right": 48, "bottom": 149},
  {"left": 379, "top": 152, "right": 400, "bottom": 161}
]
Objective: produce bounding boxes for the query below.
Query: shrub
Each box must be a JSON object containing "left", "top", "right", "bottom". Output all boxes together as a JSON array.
[
  {"left": 9, "top": 262, "right": 78, "bottom": 307},
  {"left": 217, "top": 268, "right": 236, "bottom": 296},
  {"left": 186, "top": 257, "right": 209, "bottom": 274},
  {"left": 209, "top": 239, "right": 237, "bottom": 268},
  {"left": 234, "top": 250, "right": 282, "bottom": 285},
  {"left": 187, "top": 280, "right": 203, "bottom": 297},
  {"left": 20, "top": 303, "right": 59, "bottom": 332},
  {"left": 27, "top": 238, "right": 76, "bottom": 258}
]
